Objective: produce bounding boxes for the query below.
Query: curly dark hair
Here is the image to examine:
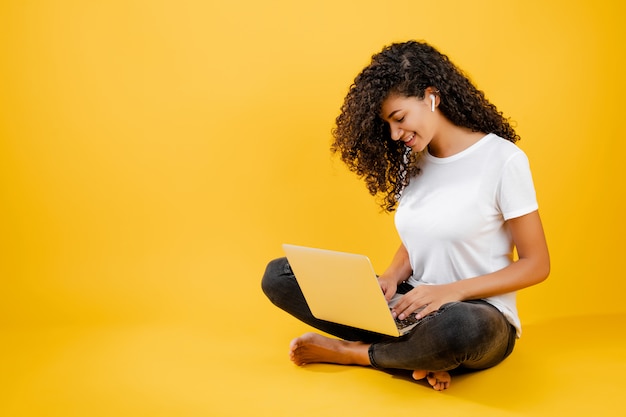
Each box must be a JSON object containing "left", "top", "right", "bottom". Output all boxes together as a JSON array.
[{"left": 331, "top": 40, "right": 520, "bottom": 212}]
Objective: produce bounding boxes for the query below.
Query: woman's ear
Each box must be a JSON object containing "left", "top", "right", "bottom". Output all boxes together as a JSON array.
[{"left": 425, "top": 87, "right": 440, "bottom": 111}]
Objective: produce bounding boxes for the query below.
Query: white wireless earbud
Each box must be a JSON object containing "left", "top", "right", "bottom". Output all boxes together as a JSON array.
[{"left": 430, "top": 94, "right": 436, "bottom": 112}]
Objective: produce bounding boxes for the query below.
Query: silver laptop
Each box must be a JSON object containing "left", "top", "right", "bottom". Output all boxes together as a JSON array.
[{"left": 282, "top": 244, "right": 420, "bottom": 337}]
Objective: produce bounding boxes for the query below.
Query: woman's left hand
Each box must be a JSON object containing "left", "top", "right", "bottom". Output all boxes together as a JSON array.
[{"left": 392, "top": 284, "right": 462, "bottom": 320}]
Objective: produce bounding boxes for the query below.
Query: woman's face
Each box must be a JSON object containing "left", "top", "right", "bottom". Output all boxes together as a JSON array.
[{"left": 380, "top": 93, "right": 437, "bottom": 152}]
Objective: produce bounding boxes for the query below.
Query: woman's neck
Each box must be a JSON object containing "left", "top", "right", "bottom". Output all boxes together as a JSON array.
[{"left": 428, "top": 124, "right": 486, "bottom": 158}]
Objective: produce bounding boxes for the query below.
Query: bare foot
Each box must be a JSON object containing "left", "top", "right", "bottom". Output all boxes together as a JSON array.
[
  {"left": 412, "top": 370, "right": 451, "bottom": 391},
  {"left": 289, "top": 332, "right": 370, "bottom": 366}
]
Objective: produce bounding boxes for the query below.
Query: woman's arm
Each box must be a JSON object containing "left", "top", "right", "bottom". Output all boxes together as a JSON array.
[
  {"left": 393, "top": 210, "right": 550, "bottom": 320},
  {"left": 452, "top": 210, "right": 550, "bottom": 300},
  {"left": 378, "top": 243, "right": 413, "bottom": 301}
]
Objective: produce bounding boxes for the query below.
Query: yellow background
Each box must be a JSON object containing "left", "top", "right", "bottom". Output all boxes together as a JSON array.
[{"left": 1, "top": 1, "right": 625, "bottom": 416}]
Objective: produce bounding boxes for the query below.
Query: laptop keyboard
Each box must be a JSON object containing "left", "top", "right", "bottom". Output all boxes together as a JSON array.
[{"left": 392, "top": 309, "right": 420, "bottom": 330}]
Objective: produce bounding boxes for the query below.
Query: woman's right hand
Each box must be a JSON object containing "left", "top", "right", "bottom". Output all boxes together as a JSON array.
[
  {"left": 378, "top": 275, "right": 398, "bottom": 301},
  {"left": 378, "top": 243, "right": 412, "bottom": 302}
]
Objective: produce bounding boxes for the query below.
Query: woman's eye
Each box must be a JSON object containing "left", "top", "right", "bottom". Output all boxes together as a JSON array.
[{"left": 397, "top": 117, "right": 405, "bottom": 123}]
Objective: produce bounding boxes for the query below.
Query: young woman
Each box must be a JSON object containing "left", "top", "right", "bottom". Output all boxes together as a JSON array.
[{"left": 261, "top": 40, "right": 550, "bottom": 391}]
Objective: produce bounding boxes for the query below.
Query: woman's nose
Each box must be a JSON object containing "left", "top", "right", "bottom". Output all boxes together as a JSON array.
[{"left": 390, "top": 125, "right": 403, "bottom": 141}]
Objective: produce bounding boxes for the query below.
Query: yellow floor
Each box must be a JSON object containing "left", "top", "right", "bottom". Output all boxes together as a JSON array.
[{"left": 2, "top": 308, "right": 624, "bottom": 417}]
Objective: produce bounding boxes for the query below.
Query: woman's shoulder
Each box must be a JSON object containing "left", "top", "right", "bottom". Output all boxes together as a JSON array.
[{"left": 484, "top": 133, "right": 527, "bottom": 158}]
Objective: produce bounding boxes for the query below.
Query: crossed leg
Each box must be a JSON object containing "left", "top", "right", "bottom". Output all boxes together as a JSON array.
[{"left": 289, "top": 332, "right": 451, "bottom": 391}]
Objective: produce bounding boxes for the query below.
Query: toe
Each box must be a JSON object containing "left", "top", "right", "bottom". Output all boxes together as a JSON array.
[{"left": 412, "top": 370, "right": 428, "bottom": 380}]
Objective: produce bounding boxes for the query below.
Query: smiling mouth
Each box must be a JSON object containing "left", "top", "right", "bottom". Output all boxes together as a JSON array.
[{"left": 403, "top": 133, "right": 416, "bottom": 146}]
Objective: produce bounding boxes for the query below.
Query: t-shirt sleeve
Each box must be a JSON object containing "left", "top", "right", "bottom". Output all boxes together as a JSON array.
[{"left": 497, "top": 151, "right": 538, "bottom": 220}]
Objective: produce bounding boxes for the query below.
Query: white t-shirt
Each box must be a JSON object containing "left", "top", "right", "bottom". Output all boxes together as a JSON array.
[{"left": 395, "top": 133, "right": 538, "bottom": 337}]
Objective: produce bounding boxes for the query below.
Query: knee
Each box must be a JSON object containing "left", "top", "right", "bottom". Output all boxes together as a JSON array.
[
  {"left": 261, "top": 257, "right": 291, "bottom": 298},
  {"left": 438, "top": 302, "right": 505, "bottom": 353}
]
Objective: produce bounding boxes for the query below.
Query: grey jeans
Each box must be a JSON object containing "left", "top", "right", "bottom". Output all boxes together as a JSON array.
[{"left": 261, "top": 257, "right": 516, "bottom": 373}]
